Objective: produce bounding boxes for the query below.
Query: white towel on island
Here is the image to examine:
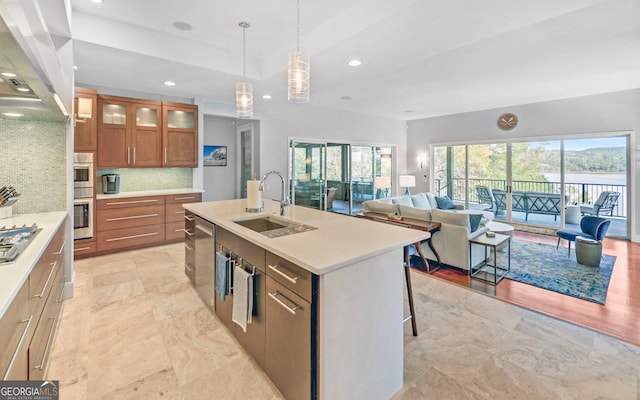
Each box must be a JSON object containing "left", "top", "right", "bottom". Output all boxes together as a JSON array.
[{"left": 232, "top": 265, "right": 253, "bottom": 332}]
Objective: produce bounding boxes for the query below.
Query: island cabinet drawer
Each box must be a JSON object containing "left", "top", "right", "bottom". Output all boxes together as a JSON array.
[
  {"left": 266, "top": 252, "right": 313, "bottom": 302},
  {"left": 97, "top": 205, "right": 166, "bottom": 231},
  {"left": 217, "top": 227, "right": 265, "bottom": 271},
  {"left": 0, "top": 282, "right": 30, "bottom": 380},
  {"left": 97, "top": 223, "right": 165, "bottom": 252},
  {"left": 165, "top": 202, "right": 188, "bottom": 223},
  {"left": 97, "top": 195, "right": 164, "bottom": 210},
  {"left": 166, "top": 192, "right": 202, "bottom": 205}
]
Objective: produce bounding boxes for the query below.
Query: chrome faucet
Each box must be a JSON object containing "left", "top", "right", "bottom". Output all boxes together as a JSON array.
[{"left": 258, "top": 170, "right": 289, "bottom": 215}]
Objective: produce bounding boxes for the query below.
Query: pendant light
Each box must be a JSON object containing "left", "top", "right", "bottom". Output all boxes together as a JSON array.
[
  {"left": 236, "top": 22, "right": 253, "bottom": 118},
  {"left": 287, "top": 0, "right": 310, "bottom": 103}
]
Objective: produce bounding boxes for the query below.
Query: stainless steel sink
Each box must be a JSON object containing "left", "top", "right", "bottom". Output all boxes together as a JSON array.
[{"left": 232, "top": 216, "right": 317, "bottom": 238}]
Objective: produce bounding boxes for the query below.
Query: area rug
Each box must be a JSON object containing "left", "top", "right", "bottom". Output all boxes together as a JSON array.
[{"left": 504, "top": 239, "right": 616, "bottom": 305}]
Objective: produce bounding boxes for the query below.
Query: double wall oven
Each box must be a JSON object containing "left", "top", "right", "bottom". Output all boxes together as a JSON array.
[{"left": 73, "top": 153, "right": 94, "bottom": 239}]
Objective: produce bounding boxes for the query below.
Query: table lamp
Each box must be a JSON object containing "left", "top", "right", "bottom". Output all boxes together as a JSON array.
[
  {"left": 374, "top": 176, "right": 391, "bottom": 198},
  {"left": 399, "top": 175, "right": 415, "bottom": 196}
]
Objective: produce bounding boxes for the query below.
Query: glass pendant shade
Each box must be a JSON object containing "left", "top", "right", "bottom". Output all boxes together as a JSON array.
[
  {"left": 236, "top": 81, "right": 253, "bottom": 118},
  {"left": 287, "top": 50, "right": 310, "bottom": 103}
]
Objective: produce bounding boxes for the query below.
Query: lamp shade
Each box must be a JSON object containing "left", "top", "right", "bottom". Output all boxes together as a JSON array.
[
  {"left": 374, "top": 176, "right": 391, "bottom": 189},
  {"left": 399, "top": 175, "right": 415, "bottom": 188}
]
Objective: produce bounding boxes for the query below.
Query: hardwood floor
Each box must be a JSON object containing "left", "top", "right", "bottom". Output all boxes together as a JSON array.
[{"left": 426, "top": 231, "right": 640, "bottom": 347}]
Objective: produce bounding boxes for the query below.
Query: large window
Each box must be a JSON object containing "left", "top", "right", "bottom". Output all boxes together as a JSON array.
[{"left": 433, "top": 134, "right": 628, "bottom": 238}]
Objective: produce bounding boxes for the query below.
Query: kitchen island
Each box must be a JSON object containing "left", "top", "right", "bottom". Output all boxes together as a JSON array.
[{"left": 183, "top": 199, "right": 429, "bottom": 400}]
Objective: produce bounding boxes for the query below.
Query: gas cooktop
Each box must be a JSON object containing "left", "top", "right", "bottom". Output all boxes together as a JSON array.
[{"left": 0, "top": 224, "right": 40, "bottom": 264}]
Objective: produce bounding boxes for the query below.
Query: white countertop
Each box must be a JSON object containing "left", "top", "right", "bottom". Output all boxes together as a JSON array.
[
  {"left": 0, "top": 211, "right": 67, "bottom": 319},
  {"left": 97, "top": 188, "right": 203, "bottom": 200},
  {"left": 183, "top": 199, "right": 429, "bottom": 275}
]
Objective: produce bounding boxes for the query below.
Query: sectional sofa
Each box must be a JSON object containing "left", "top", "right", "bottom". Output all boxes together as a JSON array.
[{"left": 361, "top": 193, "right": 494, "bottom": 271}]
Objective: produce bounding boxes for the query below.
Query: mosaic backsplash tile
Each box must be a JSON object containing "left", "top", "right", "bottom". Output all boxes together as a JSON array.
[
  {"left": 96, "top": 168, "right": 193, "bottom": 193},
  {"left": 0, "top": 119, "right": 67, "bottom": 215}
]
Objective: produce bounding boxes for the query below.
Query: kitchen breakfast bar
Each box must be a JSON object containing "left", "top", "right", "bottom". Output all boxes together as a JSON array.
[{"left": 183, "top": 199, "right": 429, "bottom": 400}]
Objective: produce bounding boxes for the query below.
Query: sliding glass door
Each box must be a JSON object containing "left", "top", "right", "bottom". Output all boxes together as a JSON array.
[
  {"left": 291, "top": 140, "right": 395, "bottom": 215},
  {"left": 432, "top": 134, "right": 628, "bottom": 238}
]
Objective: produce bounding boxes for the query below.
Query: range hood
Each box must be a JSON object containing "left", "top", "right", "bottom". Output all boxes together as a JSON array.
[{"left": 0, "top": 9, "right": 69, "bottom": 122}]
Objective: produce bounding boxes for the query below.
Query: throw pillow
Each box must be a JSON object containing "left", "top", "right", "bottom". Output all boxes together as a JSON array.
[
  {"left": 469, "top": 214, "right": 483, "bottom": 232},
  {"left": 392, "top": 196, "right": 414, "bottom": 206},
  {"left": 435, "top": 195, "right": 456, "bottom": 210},
  {"left": 410, "top": 193, "right": 431, "bottom": 209}
]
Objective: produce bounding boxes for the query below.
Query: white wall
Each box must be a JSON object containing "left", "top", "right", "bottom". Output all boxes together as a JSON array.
[
  {"left": 202, "top": 115, "right": 239, "bottom": 201},
  {"left": 407, "top": 88, "right": 640, "bottom": 241}
]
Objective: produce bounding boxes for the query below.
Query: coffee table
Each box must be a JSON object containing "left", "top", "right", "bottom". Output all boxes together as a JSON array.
[{"left": 469, "top": 232, "right": 511, "bottom": 285}]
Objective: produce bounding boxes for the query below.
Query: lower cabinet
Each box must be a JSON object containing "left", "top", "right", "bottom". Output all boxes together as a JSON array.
[
  {"left": 187, "top": 225, "right": 318, "bottom": 398},
  {"left": 184, "top": 212, "right": 196, "bottom": 285},
  {"left": 0, "top": 218, "right": 66, "bottom": 380},
  {"left": 215, "top": 227, "right": 267, "bottom": 370}
]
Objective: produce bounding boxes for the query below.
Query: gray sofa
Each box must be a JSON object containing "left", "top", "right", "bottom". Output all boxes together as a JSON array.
[{"left": 362, "top": 193, "right": 494, "bottom": 271}]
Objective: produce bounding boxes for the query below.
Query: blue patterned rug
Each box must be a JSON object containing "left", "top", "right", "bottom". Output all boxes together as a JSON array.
[{"left": 504, "top": 239, "right": 616, "bottom": 305}]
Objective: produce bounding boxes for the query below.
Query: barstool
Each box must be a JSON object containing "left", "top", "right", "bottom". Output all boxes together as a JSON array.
[{"left": 403, "top": 245, "right": 425, "bottom": 336}]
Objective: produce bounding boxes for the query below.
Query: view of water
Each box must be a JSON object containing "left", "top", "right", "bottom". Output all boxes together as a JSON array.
[{"left": 542, "top": 173, "right": 626, "bottom": 185}]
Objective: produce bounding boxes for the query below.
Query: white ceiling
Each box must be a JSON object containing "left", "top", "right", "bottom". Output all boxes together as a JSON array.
[{"left": 71, "top": 0, "right": 640, "bottom": 121}]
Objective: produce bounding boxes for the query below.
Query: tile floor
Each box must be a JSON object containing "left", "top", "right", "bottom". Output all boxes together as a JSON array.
[{"left": 47, "top": 243, "right": 640, "bottom": 399}]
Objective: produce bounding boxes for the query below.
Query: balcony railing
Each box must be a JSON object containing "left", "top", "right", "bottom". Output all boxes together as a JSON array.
[{"left": 435, "top": 178, "right": 626, "bottom": 218}]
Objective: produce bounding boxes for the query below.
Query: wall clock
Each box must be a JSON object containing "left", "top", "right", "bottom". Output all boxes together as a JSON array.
[{"left": 497, "top": 113, "right": 518, "bottom": 131}]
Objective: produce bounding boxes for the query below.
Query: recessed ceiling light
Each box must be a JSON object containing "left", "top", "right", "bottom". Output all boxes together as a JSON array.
[
  {"left": 1, "top": 72, "right": 16, "bottom": 77},
  {"left": 164, "top": 81, "right": 176, "bottom": 87},
  {"left": 404, "top": 110, "right": 414, "bottom": 113},
  {"left": 348, "top": 59, "right": 362, "bottom": 67},
  {"left": 74, "top": 65, "right": 78, "bottom": 70},
  {"left": 16, "top": 87, "right": 30, "bottom": 92},
  {"left": 90, "top": 0, "right": 104, "bottom": 4},
  {"left": 2, "top": 112, "right": 24, "bottom": 117},
  {"left": 340, "top": 96, "right": 352, "bottom": 100},
  {"left": 173, "top": 21, "right": 192, "bottom": 31},
  {"left": 262, "top": 94, "right": 272, "bottom": 100}
]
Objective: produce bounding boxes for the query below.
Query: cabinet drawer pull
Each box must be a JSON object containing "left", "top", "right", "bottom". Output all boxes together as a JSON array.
[
  {"left": 57, "top": 284, "right": 66, "bottom": 303},
  {"left": 184, "top": 230, "right": 194, "bottom": 237},
  {"left": 106, "top": 213, "right": 159, "bottom": 222},
  {"left": 185, "top": 263, "right": 194, "bottom": 272},
  {"left": 105, "top": 199, "right": 159, "bottom": 206},
  {"left": 3, "top": 315, "right": 33, "bottom": 380},
  {"left": 268, "top": 264, "right": 301, "bottom": 284},
  {"left": 174, "top": 228, "right": 185, "bottom": 233},
  {"left": 35, "top": 261, "right": 57, "bottom": 298},
  {"left": 268, "top": 291, "right": 301, "bottom": 315},
  {"left": 133, "top": 146, "right": 136, "bottom": 164},
  {"left": 127, "top": 146, "right": 131, "bottom": 164},
  {"left": 174, "top": 210, "right": 186, "bottom": 215},
  {"left": 174, "top": 196, "right": 196, "bottom": 201},
  {"left": 184, "top": 242, "right": 194, "bottom": 251},
  {"left": 34, "top": 315, "right": 57, "bottom": 370},
  {"left": 106, "top": 232, "right": 159, "bottom": 242},
  {"left": 184, "top": 215, "right": 194, "bottom": 222},
  {"left": 164, "top": 147, "right": 167, "bottom": 164},
  {"left": 196, "top": 223, "right": 213, "bottom": 236},
  {"left": 54, "top": 239, "right": 65, "bottom": 255},
  {"left": 74, "top": 246, "right": 91, "bottom": 252}
]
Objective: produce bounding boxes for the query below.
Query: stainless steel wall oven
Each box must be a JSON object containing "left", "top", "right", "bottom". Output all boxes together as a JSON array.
[{"left": 73, "top": 153, "right": 94, "bottom": 239}]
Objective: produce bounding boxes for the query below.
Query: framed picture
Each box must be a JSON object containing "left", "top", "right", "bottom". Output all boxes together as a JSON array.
[{"left": 203, "top": 145, "right": 227, "bottom": 166}]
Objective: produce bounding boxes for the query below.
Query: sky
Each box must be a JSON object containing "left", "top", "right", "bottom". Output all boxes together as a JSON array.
[{"left": 531, "top": 137, "right": 626, "bottom": 151}]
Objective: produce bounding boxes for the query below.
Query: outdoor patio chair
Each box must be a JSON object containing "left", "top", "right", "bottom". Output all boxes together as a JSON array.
[
  {"left": 555, "top": 216, "right": 611, "bottom": 257},
  {"left": 475, "top": 185, "right": 496, "bottom": 212},
  {"left": 580, "top": 191, "right": 620, "bottom": 217}
]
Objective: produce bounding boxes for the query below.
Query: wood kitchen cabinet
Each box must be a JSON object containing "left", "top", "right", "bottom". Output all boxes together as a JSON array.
[
  {"left": 165, "top": 192, "right": 202, "bottom": 241},
  {"left": 96, "top": 195, "right": 166, "bottom": 252},
  {"left": 97, "top": 95, "right": 162, "bottom": 168},
  {"left": 0, "top": 218, "right": 66, "bottom": 380},
  {"left": 162, "top": 102, "right": 198, "bottom": 167},
  {"left": 74, "top": 87, "right": 98, "bottom": 152}
]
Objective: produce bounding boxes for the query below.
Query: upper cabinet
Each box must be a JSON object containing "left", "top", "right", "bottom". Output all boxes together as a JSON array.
[
  {"left": 96, "top": 95, "right": 198, "bottom": 168},
  {"left": 74, "top": 87, "right": 98, "bottom": 152},
  {"left": 97, "top": 95, "right": 162, "bottom": 168},
  {"left": 162, "top": 102, "right": 198, "bottom": 167}
]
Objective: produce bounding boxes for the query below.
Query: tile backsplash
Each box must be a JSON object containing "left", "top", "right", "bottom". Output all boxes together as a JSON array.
[
  {"left": 96, "top": 168, "right": 193, "bottom": 194},
  {"left": 0, "top": 119, "right": 67, "bottom": 214}
]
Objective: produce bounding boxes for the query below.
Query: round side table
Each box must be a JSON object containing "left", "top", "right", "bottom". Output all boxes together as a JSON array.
[{"left": 485, "top": 221, "right": 514, "bottom": 237}]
